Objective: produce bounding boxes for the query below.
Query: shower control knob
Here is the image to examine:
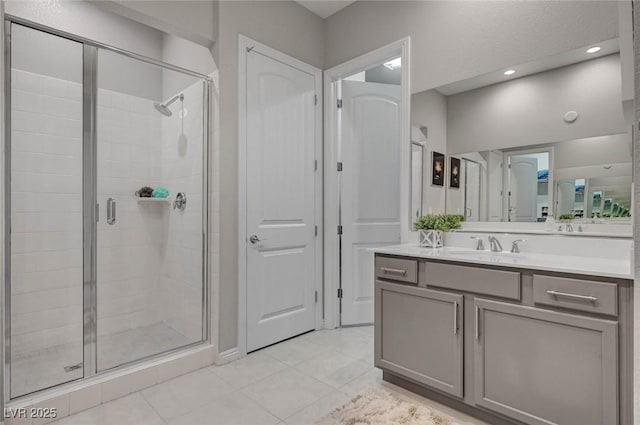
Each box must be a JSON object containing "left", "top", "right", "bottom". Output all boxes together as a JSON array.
[{"left": 173, "top": 192, "right": 187, "bottom": 210}]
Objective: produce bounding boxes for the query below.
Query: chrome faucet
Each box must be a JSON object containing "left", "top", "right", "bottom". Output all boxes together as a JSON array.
[
  {"left": 511, "top": 239, "right": 526, "bottom": 253},
  {"left": 470, "top": 236, "right": 484, "bottom": 251},
  {"left": 487, "top": 236, "right": 502, "bottom": 252}
]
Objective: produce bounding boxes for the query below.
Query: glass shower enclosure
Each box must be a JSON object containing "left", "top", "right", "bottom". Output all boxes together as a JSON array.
[{"left": 5, "top": 18, "right": 209, "bottom": 399}]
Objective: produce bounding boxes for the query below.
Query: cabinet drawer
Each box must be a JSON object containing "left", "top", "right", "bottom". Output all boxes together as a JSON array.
[
  {"left": 376, "top": 256, "right": 418, "bottom": 284},
  {"left": 533, "top": 275, "right": 618, "bottom": 316},
  {"left": 424, "top": 261, "right": 520, "bottom": 300}
]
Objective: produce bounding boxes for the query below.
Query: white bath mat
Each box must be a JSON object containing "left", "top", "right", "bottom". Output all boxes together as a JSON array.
[{"left": 316, "top": 387, "right": 461, "bottom": 425}]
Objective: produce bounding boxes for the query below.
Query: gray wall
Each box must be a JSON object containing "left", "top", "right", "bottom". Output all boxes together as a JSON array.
[
  {"left": 324, "top": 1, "right": 619, "bottom": 94},
  {"left": 95, "top": 0, "right": 217, "bottom": 48},
  {"left": 6, "top": 0, "right": 215, "bottom": 100},
  {"left": 5, "top": 1, "right": 164, "bottom": 60},
  {"left": 161, "top": 33, "right": 216, "bottom": 99},
  {"left": 411, "top": 89, "right": 447, "bottom": 214},
  {"left": 214, "top": 0, "right": 324, "bottom": 351},
  {"left": 446, "top": 55, "right": 626, "bottom": 154},
  {"left": 552, "top": 134, "right": 631, "bottom": 170},
  {"left": 6, "top": 0, "right": 165, "bottom": 100},
  {"left": 632, "top": 3, "right": 639, "bottom": 423}
]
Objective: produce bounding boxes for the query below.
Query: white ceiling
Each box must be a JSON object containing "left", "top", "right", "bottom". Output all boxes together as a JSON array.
[
  {"left": 436, "top": 38, "right": 620, "bottom": 96},
  {"left": 296, "top": 0, "right": 355, "bottom": 18}
]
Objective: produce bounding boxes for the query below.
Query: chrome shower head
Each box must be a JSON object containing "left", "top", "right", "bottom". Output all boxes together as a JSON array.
[
  {"left": 153, "top": 93, "right": 184, "bottom": 117},
  {"left": 154, "top": 102, "right": 172, "bottom": 117}
]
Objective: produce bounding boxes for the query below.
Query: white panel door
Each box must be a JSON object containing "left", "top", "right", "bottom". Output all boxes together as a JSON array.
[
  {"left": 340, "top": 81, "right": 402, "bottom": 326},
  {"left": 556, "top": 180, "right": 576, "bottom": 217},
  {"left": 246, "top": 50, "right": 317, "bottom": 352},
  {"left": 509, "top": 157, "right": 538, "bottom": 222},
  {"left": 465, "top": 160, "right": 481, "bottom": 221}
]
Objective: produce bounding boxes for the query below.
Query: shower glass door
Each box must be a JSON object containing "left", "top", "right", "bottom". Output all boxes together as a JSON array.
[
  {"left": 95, "top": 50, "right": 206, "bottom": 371},
  {"left": 7, "top": 23, "right": 85, "bottom": 398},
  {"left": 6, "top": 19, "right": 209, "bottom": 399}
]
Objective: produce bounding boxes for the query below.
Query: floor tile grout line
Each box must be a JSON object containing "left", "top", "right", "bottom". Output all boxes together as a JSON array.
[
  {"left": 138, "top": 389, "right": 171, "bottom": 425},
  {"left": 281, "top": 386, "right": 353, "bottom": 423},
  {"left": 238, "top": 366, "right": 337, "bottom": 422}
]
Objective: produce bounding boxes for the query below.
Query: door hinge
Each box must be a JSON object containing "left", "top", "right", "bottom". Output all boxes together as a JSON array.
[
  {"left": 315, "top": 225, "right": 318, "bottom": 236},
  {"left": 337, "top": 99, "right": 343, "bottom": 109},
  {"left": 315, "top": 290, "right": 318, "bottom": 303},
  {"left": 337, "top": 288, "right": 343, "bottom": 298},
  {"left": 96, "top": 203, "right": 99, "bottom": 222},
  {"left": 314, "top": 94, "right": 318, "bottom": 105},
  {"left": 337, "top": 225, "right": 343, "bottom": 235},
  {"left": 337, "top": 162, "right": 343, "bottom": 172},
  {"left": 314, "top": 159, "right": 318, "bottom": 171}
]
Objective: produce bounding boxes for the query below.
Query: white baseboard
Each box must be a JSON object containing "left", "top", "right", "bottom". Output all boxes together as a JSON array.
[{"left": 215, "top": 347, "right": 241, "bottom": 365}]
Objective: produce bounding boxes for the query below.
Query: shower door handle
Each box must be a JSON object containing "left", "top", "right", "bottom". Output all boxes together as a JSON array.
[{"left": 107, "top": 198, "right": 116, "bottom": 225}]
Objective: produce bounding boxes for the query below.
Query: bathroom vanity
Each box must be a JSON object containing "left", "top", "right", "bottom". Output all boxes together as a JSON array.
[{"left": 373, "top": 245, "right": 633, "bottom": 425}]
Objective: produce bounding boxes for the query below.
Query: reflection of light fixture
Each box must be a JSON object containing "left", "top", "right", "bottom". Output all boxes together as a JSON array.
[
  {"left": 504, "top": 69, "right": 516, "bottom": 76},
  {"left": 383, "top": 57, "right": 402, "bottom": 70},
  {"left": 587, "top": 46, "right": 601, "bottom": 54}
]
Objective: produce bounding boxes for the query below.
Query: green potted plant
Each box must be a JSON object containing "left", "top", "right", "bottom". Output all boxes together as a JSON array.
[
  {"left": 558, "top": 213, "right": 574, "bottom": 222},
  {"left": 414, "top": 214, "right": 464, "bottom": 248}
]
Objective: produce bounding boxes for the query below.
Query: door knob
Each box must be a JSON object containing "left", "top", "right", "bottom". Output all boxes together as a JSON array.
[{"left": 249, "top": 234, "right": 262, "bottom": 244}]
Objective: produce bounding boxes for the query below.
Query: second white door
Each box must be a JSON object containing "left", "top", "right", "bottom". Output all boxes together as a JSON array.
[
  {"left": 508, "top": 156, "right": 539, "bottom": 222},
  {"left": 244, "top": 43, "right": 319, "bottom": 352},
  {"left": 340, "top": 81, "right": 402, "bottom": 326}
]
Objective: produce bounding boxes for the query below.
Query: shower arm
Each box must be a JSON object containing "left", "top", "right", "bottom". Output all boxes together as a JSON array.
[{"left": 162, "top": 93, "right": 184, "bottom": 108}]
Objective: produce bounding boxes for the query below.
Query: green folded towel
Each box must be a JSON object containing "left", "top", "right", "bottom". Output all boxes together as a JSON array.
[{"left": 151, "top": 186, "right": 169, "bottom": 198}]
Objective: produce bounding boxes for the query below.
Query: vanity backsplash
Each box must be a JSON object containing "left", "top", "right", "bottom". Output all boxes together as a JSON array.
[{"left": 443, "top": 231, "right": 632, "bottom": 262}]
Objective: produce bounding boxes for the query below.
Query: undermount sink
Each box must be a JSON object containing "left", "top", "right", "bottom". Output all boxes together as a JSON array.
[{"left": 448, "top": 250, "right": 525, "bottom": 259}]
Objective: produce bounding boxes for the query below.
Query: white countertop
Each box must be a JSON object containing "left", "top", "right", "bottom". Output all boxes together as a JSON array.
[{"left": 371, "top": 245, "right": 633, "bottom": 280}]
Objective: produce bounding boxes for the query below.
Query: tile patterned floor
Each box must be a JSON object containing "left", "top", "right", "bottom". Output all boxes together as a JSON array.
[{"left": 51, "top": 326, "right": 487, "bottom": 425}]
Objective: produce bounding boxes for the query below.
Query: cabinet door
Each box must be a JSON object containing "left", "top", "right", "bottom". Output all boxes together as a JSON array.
[
  {"left": 474, "top": 299, "right": 618, "bottom": 425},
  {"left": 375, "top": 281, "right": 463, "bottom": 397}
]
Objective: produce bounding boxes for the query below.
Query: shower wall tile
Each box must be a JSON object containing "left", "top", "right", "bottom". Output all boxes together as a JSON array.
[
  {"left": 96, "top": 84, "right": 164, "bottom": 346},
  {"left": 158, "top": 80, "right": 206, "bottom": 343},
  {"left": 9, "top": 69, "right": 210, "bottom": 383}
]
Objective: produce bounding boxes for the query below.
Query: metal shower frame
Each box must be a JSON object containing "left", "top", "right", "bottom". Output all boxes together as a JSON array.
[{"left": 2, "top": 15, "right": 212, "bottom": 405}]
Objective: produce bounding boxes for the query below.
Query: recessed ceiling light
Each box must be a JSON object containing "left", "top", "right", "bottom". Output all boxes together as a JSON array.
[
  {"left": 504, "top": 69, "right": 516, "bottom": 76},
  {"left": 383, "top": 57, "right": 402, "bottom": 70},
  {"left": 587, "top": 46, "right": 601, "bottom": 54}
]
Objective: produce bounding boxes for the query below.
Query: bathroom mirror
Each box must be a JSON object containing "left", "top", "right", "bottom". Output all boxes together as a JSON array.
[{"left": 411, "top": 39, "right": 633, "bottom": 225}]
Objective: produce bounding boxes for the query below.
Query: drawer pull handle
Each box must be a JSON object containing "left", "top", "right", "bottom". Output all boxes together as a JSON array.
[
  {"left": 453, "top": 301, "right": 458, "bottom": 335},
  {"left": 546, "top": 290, "right": 597, "bottom": 302},
  {"left": 381, "top": 267, "right": 407, "bottom": 276},
  {"left": 475, "top": 306, "right": 480, "bottom": 340}
]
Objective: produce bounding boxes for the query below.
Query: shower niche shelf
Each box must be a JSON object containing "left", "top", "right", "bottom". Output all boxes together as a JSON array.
[{"left": 136, "top": 197, "right": 171, "bottom": 204}]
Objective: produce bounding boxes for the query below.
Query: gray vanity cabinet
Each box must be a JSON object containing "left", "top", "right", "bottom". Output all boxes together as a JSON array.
[
  {"left": 473, "top": 298, "right": 618, "bottom": 425},
  {"left": 375, "top": 281, "right": 464, "bottom": 397}
]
